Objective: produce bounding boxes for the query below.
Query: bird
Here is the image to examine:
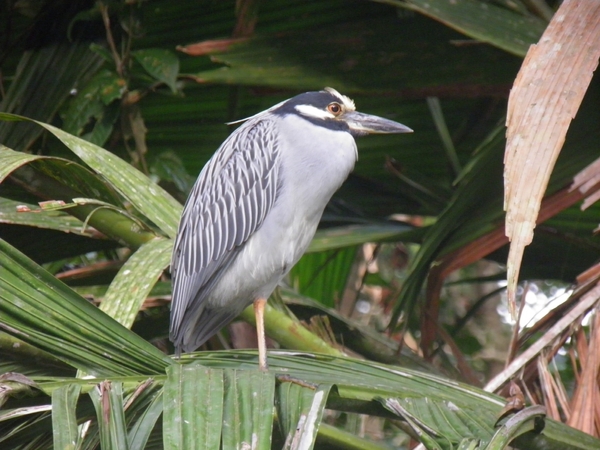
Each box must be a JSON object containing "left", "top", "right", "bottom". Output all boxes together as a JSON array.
[{"left": 170, "top": 87, "right": 412, "bottom": 370}]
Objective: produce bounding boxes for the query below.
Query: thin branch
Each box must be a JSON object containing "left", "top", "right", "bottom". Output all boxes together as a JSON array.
[{"left": 99, "top": 2, "right": 123, "bottom": 77}]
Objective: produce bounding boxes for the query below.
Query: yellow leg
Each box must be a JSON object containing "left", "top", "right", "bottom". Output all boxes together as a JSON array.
[{"left": 254, "top": 298, "right": 268, "bottom": 371}]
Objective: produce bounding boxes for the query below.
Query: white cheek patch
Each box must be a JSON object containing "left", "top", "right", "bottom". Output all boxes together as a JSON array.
[{"left": 295, "top": 104, "right": 335, "bottom": 120}]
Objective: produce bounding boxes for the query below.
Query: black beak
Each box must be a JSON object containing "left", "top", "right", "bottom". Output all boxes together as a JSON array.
[{"left": 344, "top": 111, "right": 413, "bottom": 136}]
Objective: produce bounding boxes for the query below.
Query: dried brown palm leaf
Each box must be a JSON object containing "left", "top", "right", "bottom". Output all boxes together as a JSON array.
[
  {"left": 504, "top": 0, "right": 600, "bottom": 316},
  {"left": 568, "top": 312, "right": 600, "bottom": 435}
]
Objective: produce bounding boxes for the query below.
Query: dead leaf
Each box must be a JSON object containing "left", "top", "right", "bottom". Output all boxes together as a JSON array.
[
  {"left": 504, "top": 0, "right": 600, "bottom": 316},
  {"left": 176, "top": 38, "right": 247, "bottom": 56},
  {"left": 568, "top": 312, "right": 600, "bottom": 434}
]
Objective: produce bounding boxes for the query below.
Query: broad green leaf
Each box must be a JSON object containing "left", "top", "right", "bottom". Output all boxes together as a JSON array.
[
  {"left": 150, "top": 150, "right": 195, "bottom": 196},
  {"left": 489, "top": 406, "right": 547, "bottom": 450},
  {"left": 0, "top": 405, "right": 52, "bottom": 423},
  {"left": 19, "top": 351, "right": 600, "bottom": 450},
  {"left": 379, "top": 396, "right": 496, "bottom": 447},
  {"left": 316, "top": 423, "right": 392, "bottom": 450},
  {"left": 222, "top": 370, "right": 275, "bottom": 450},
  {"left": 0, "top": 43, "right": 103, "bottom": 151},
  {"left": 193, "top": 351, "right": 599, "bottom": 450},
  {"left": 90, "top": 381, "right": 129, "bottom": 450},
  {"left": 0, "top": 333, "right": 72, "bottom": 378},
  {"left": 81, "top": 101, "right": 120, "bottom": 146},
  {"left": 0, "top": 237, "right": 172, "bottom": 376},
  {"left": 127, "top": 386, "right": 164, "bottom": 450},
  {"left": 0, "top": 145, "right": 38, "bottom": 179},
  {"left": 89, "top": 43, "right": 114, "bottom": 65},
  {"left": 51, "top": 384, "right": 81, "bottom": 450},
  {"left": 38, "top": 197, "right": 155, "bottom": 244},
  {"left": 276, "top": 380, "right": 331, "bottom": 450},
  {"left": 46, "top": 120, "right": 183, "bottom": 237},
  {"left": 73, "top": 281, "right": 172, "bottom": 302},
  {"left": 457, "top": 439, "right": 480, "bottom": 450},
  {"left": 163, "top": 364, "right": 224, "bottom": 450},
  {"left": 0, "top": 146, "right": 123, "bottom": 206},
  {"left": 61, "top": 69, "right": 124, "bottom": 137},
  {"left": 0, "top": 146, "right": 158, "bottom": 249},
  {"left": 307, "top": 223, "right": 413, "bottom": 253},
  {"left": 380, "top": 0, "right": 547, "bottom": 57},
  {"left": 198, "top": 351, "right": 505, "bottom": 413},
  {"left": 132, "top": 49, "right": 180, "bottom": 93},
  {"left": 291, "top": 246, "right": 358, "bottom": 308},
  {"left": 100, "top": 238, "right": 173, "bottom": 329},
  {"left": 0, "top": 114, "right": 182, "bottom": 237},
  {"left": 193, "top": 18, "right": 520, "bottom": 92},
  {"left": 0, "top": 197, "right": 91, "bottom": 236}
]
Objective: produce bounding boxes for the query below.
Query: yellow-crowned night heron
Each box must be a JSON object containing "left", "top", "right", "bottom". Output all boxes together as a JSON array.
[{"left": 170, "top": 88, "right": 412, "bottom": 369}]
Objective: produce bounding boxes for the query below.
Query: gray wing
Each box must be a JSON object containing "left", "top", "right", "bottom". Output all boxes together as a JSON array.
[{"left": 170, "top": 117, "right": 281, "bottom": 352}]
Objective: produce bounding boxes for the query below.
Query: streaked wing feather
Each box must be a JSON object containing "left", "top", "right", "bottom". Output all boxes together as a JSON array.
[{"left": 170, "top": 118, "right": 280, "bottom": 350}]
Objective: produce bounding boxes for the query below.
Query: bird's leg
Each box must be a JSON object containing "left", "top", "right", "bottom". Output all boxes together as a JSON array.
[{"left": 254, "top": 297, "right": 269, "bottom": 371}]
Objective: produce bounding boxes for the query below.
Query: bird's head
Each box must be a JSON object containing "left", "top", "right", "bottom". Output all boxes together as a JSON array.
[{"left": 275, "top": 87, "right": 413, "bottom": 137}]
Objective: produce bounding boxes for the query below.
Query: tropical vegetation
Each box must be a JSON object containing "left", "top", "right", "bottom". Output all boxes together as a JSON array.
[{"left": 1, "top": 0, "right": 600, "bottom": 449}]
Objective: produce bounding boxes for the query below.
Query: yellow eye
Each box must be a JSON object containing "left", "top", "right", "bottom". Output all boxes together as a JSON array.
[{"left": 327, "top": 102, "right": 343, "bottom": 116}]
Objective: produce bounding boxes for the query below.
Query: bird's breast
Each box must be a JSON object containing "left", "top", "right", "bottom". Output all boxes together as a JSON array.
[
  {"left": 276, "top": 114, "right": 357, "bottom": 212},
  {"left": 255, "top": 115, "right": 357, "bottom": 267}
]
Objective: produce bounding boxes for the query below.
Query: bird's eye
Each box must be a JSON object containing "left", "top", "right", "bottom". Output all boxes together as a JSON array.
[{"left": 327, "top": 102, "right": 343, "bottom": 116}]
